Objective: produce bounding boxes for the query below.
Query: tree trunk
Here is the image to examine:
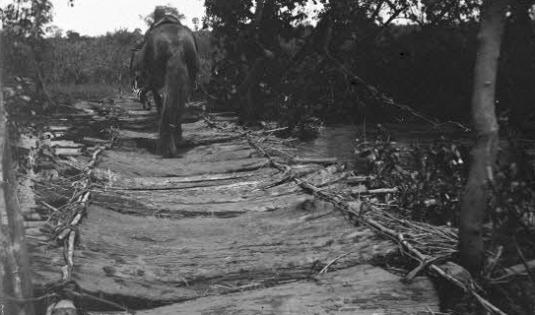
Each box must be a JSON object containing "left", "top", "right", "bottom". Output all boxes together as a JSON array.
[
  {"left": 459, "top": 0, "right": 509, "bottom": 274},
  {"left": 0, "top": 35, "right": 36, "bottom": 315}
]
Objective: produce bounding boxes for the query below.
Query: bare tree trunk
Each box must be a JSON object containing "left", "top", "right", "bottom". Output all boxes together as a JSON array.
[
  {"left": 459, "top": 0, "right": 509, "bottom": 274},
  {"left": 30, "top": 46, "right": 54, "bottom": 109},
  {"left": 0, "top": 32, "right": 36, "bottom": 315},
  {"left": 29, "top": 1, "right": 55, "bottom": 110}
]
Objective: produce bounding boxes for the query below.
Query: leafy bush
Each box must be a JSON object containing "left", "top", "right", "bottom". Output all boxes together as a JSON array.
[
  {"left": 204, "top": 0, "right": 535, "bottom": 125},
  {"left": 355, "top": 126, "right": 535, "bottom": 277},
  {"left": 355, "top": 126, "right": 468, "bottom": 226}
]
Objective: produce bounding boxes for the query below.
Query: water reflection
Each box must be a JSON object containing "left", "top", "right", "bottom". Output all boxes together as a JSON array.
[{"left": 295, "top": 123, "right": 471, "bottom": 169}]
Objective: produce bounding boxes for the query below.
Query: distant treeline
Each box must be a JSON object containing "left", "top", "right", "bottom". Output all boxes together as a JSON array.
[
  {"left": 204, "top": 20, "right": 480, "bottom": 123},
  {"left": 3, "top": 5, "right": 535, "bottom": 125},
  {"left": 2, "top": 28, "right": 213, "bottom": 96}
]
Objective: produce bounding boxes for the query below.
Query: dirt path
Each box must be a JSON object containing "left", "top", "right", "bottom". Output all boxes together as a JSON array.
[{"left": 24, "top": 96, "right": 439, "bottom": 314}]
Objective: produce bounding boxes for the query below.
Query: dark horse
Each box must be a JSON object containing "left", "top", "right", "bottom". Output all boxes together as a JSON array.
[
  {"left": 130, "top": 48, "right": 151, "bottom": 110},
  {"left": 131, "top": 20, "right": 199, "bottom": 157}
]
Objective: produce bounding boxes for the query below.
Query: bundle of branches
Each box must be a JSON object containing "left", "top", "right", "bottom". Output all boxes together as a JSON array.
[
  {"left": 30, "top": 142, "right": 99, "bottom": 228},
  {"left": 366, "top": 208, "right": 458, "bottom": 262}
]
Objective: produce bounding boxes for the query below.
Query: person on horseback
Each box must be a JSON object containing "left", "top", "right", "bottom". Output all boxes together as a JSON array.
[
  {"left": 130, "top": 7, "right": 185, "bottom": 111},
  {"left": 130, "top": 6, "right": 199, "bottom": 157}
]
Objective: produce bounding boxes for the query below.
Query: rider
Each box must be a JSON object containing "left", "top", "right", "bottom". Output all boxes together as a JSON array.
[
  {"left": 144, "top": 7, "right": 182, "bottom": 44},
  {"left": 134, "top": 7, "right": 182, "bottom": 50}
]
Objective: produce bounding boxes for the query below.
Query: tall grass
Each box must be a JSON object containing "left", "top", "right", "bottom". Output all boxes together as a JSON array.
[{"left": 3, "top": 28, "right": 214, "bottom": 103}]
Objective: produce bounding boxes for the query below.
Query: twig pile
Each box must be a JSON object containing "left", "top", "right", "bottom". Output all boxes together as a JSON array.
[
  {"left": 53, "top": 146, "right": 105, "bottom": 281},
  {"left": 30, "top": 127, "right": 126, "bottom": 314}
]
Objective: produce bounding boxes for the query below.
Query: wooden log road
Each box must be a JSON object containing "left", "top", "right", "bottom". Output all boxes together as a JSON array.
[{"left": 20, "top": 96, "right": 439, "bottom": 314}]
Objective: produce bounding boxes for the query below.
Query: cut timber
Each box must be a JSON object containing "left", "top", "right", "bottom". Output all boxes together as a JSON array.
[
  {"left": 132, "top": 265, "right": 438, "bottom": 315},
  {"left": 117, "top": 121, "right": 242, "bottom": 146},
  {"left": 291, "top": 156, "right": 338, "bottom": 165},
  {"left": 98, "top": 150, "right": 268, "bottom": 177},
  {"left": 90, "top": 162, "right": 341, "bottom": 217},
  {"left": 92, "top": 189, "right": 310, "bottom": 217},
  {"left": 92, "top": 168, "right": 281, "bottom": 190},
  {"left": 26, "top": 95, "right": 440, "bottom": 313},
  {"left": 31, "top": 205, "right": 397, "bottom": 304}
]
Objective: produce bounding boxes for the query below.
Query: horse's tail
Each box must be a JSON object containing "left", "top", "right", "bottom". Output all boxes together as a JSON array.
[{"left": 159, "top": 50, "right": 189, "bottom": 157}]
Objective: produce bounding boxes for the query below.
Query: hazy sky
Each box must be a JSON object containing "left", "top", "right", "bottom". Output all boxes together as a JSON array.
[
  {"left": 0, "top": 0, "right": 323, "bottom": 36},
  {"left": 50, "top": 0, "right": 205, "bottom": 36}
]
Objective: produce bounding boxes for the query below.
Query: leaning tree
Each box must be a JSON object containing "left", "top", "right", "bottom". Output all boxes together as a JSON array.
[{"left": 459, "top": 0, "right": 510, "bottom": 274}]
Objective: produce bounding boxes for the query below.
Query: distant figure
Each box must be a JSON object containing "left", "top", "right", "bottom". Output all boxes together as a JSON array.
[{"left": 129, "top": 8, "right": 199, "bottom": 157}]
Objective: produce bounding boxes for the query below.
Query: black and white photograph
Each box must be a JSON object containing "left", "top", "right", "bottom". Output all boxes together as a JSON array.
[{"left": 1, "top": 0, "right": 534, "bottom": 314}]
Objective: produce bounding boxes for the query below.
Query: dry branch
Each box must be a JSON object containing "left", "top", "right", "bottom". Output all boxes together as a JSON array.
[
  {"left": 491, "top": 259, "right": 535, "bottom": 283},
  {"left": 346, "top": 175, "right": 374, "bottom": 184},
  {"left": 319, "top": 252, "right": 353, "bottom": 274},
  {"left": 43, "top": 134, "right": 113, "bottom": 312},
  {"left": 350, "top": 187, "right": 398, "bottom": 195},
  {"left": 291, "top": 157, "right": 338, "bottom": 165}
]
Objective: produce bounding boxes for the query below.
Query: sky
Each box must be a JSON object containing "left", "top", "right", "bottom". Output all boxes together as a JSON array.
[
  {"left": 49, "top": 0, "right": 205, "bottom": 36},
  {"left": 0, "top": 0, "right": 324, "bottom": 36}
]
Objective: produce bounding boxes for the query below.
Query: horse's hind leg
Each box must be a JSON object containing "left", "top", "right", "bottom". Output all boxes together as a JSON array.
[
  {"left": 160, "top": 52, "right": 189, "bottom": 157},
  {"left": 140, "top": 88, "right": 151, "bottom": 110},
  {"left": 158, "top": 107, "right": 174, "bottom": 157},
  {"left": 153, "top": 89, "right": 163, "bottom": 114},
  {"left": 158, "top": 94, "right": 177, "bottom": 157}
]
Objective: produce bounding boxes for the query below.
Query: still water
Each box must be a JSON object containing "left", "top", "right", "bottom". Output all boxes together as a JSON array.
[{"left": 294, "top": 123, "right": 472, "bottom": 168}]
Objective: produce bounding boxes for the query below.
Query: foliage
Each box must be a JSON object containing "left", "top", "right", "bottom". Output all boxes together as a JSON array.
[
  {"left": 355, "top": 125, "right": 535, "bottom": 314},
  {"left": 204, "top": 0, "right": 310, "bottom": 115},
  {"left": 355, "top": 126, "right": 468, "bottom": 225},
  {"left": 0, "top": 0, "right": 53, "bottom": 38},
  {"left": 33, "top": 27, "right": 213, "bottom": 102},
  {"left": 41, "top": 29, "right": 142, "bottom": 88},
  {"left": 192, "top": 30, "right": 214, "bottom": 100},
  {"left": 491, "top": 149, "right": 535, "bottom": 232},
  {"left": 485, "top": 142, "right": 535, "bottom": 314},
  {"left": 1, "top": 0, "right": 53, "bottom": 77},
  {"left": 204, "top": 0, "right": 535, "bottom": 126},
  {"left": 2, "top": 1, "right": 214, "bottom": 104}
]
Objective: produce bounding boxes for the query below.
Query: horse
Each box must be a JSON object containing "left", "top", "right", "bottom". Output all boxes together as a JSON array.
[
  {"left": 129, "top": 48, "right": 152, "bottom": 110},
  {"left": 135, "top": 20, "right": 199, "bottom": 157}
]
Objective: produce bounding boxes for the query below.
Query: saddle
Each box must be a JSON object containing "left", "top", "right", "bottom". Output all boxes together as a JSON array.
[
  {"left": 151, "top": 14, "right": 182, "bottom": 30},
  {"left": 133, "top": 15, "right": 182, "bottom": 51}
]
